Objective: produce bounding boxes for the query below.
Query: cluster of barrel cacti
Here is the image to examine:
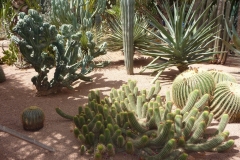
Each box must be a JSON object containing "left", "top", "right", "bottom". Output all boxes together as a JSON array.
[
  {"left": 56, "top": 80, "right": 234, "bottom": 159},
  {"left": 171, "top": 67, "right": 240, "bottom": 122}
]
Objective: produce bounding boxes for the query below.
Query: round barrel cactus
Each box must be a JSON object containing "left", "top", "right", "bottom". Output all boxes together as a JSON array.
[
  {"left": 21, "top": 106, "right": 45, "bottom": 131},
  {"left": 208, "top": 70, "right": 237, "bottom": 84},
  {"left": 0, "top": 66, "right": 6, "bottom": 83},
  {"left": 210, "top": 81, "right": 240, "bottom": 122},
  {"left": 172, "top": 68, "right": 215, "bottom": 109}
]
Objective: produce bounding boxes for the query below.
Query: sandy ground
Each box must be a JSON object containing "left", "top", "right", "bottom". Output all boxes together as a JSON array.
[{"left": 0, "top": 40, "right": 240, "bottom": 160}]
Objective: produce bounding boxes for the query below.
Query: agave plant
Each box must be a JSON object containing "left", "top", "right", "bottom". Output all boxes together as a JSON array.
[
  {"left": 140, "top": 0, "right": 221, "bottom": 83},
  {"left": 105, "top": 12, "right": 154, "bottom": 53}
]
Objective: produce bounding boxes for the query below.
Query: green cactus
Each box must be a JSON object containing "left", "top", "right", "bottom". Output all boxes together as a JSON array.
[
  {"left": 210, "top": 81, "right": 240, "bottom": 122},
  {"left": 0, "top": 66, "right": 6, "bottom": 83},
  {"left": 11, "top": 9, "right": 109, "bottom": 96},
  {"left": 208, "top": 70, "right": 237, "bottom": 84},
  {"left": 120, "top": 0, "right": 135, "bottom": 75},
  {"left": 56, "top": 80, "right": 234, "bottom": 159},
  {"left": 21, "top": 106, "right": 45, "bottom": 131},
  {"left": 172, "top": 68, "right": 215, "bottom": 109}
]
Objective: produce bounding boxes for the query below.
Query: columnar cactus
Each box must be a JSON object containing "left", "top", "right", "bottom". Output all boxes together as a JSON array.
[
  {"left": 11, "top": 9, "right": 109, "bottom": 96},
  {"left": 210, "top": 81, "right": 240, "bottom": 122},
  {"left": 0, "top": 66, "right": 6, "bottom": 83},
  {"left": 120, "top": 0, "right": 135, "bottom": 75},
  {"left": 172, "top": 68, "right": 215, "bottom": 109},
  {"left": 56, "top": 80, "right": 234, "bottom": 159},
  {"left": 21, "top": 106, "right": 45, "bottom": 131}
]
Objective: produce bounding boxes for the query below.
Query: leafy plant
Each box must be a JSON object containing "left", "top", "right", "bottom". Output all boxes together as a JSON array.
[
  {"left": 140, "top": 0, "right": 221, "bottom": 83},
  {"left": 11, "top": 9, "right": 109, "bottom": 96},
  {"left": 56, "top": 80, "right": 234, "bottom": 159}
]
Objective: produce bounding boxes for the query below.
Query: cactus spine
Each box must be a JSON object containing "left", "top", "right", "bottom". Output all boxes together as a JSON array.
[
  {"left": 120, "top": 0, "right": 135, "bottom": 75},
  {"left": 56, "top": 80, "right": 234, "bottom": 159}
]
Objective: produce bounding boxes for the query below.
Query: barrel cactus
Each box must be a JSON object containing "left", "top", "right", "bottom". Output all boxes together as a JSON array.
[
  {"left": 208, "top": 70, "right": 237, "bottom": 84},
  {"left": 21, "top": 106, "right": 45, "bottom": 131},
  {"left": 56, "top": 80, "right": 234, "bottom": 159},
  {"left": 172, "top": 68, "right": 215, "bottom": 109},
  {"left": 0, "top": 66, "right": 6, "bottom": 83},
  {"left": 210, "top": 81, "right": 240, "bottom": 122}
]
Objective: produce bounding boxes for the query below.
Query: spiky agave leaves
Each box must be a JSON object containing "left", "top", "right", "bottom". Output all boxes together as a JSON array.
[
  {"left": 208, "top": 70, "right": 237, "bottom": 84},
  {"left": 172, "top": 68, "right": 215, "bottom": 109},
  {"left": 210, "top": 81, "right": 240, "bottom": 122}
]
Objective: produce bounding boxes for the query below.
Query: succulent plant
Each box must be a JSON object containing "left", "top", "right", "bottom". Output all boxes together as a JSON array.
[
  {"left": 210, "top": 81, "right": 240, "bottom": 122},
  {"left": 208, "top": 70, "right": 237, "bottom": 84},
  {"left": 56, "top": 80, "right": 234, "bottom": 159},
  {"left": 21, "top": 106, "right": 45, "bottom": 131},
  {"left": 0, "top": 66, "right": 6, "bottom": 83},
  {"left": 172, "top": 68, "right": 215, "bottom": 109}
]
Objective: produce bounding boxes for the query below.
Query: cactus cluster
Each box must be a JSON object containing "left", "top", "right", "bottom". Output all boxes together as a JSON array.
[
  {"left": 11, "top": 9, "right": 109, "bottom": 96},
  {"left": 171, "top": 67, "right": 240, "bottom": 123},
  {"left": 56, "top": 80, "right": 234, "bottom": 159}
]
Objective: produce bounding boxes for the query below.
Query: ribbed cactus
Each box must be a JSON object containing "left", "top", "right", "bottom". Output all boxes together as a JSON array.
[
  {"left": 208, "top": 70, "right": 237, "bottom": 84},
  {"left": 0, "top": 66, "right": 6, "bottom": 83},
  {"left": 120, "top": 0, "right": 135, "bottom": 75},
  {"left": 56, "top": 80, "right": 234, "bottom": 159},
  {"left": 172, "top": 68, "right": 215, "bottom": 109},
  {"left": 21, "top": 106, "right": 45, "bottom": 131},
  {"left": 11, "top": 9, "right": 109, "bottom": 96},
  {"left": 210, "top": 81, "right": 240, "bottom": 122}
]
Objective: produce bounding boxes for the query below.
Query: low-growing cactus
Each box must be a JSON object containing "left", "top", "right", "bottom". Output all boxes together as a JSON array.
[
  {"left": 208, "top": 70, "right": 237, "bottom": 84},
  {"left": 56, "top": 80, "right": 234, "bottom": 159},
  {"left": 21, "top": 106, "right": 45, "bottom": 131},
  {"left": 0, "top": 66, "right": 6, "bottom": 83},
  {"left": 210, "top": 81, "right": 240, "bottom": 122},
  {"left": 172, "top": 68, "right": 215, "bottom": 109}
]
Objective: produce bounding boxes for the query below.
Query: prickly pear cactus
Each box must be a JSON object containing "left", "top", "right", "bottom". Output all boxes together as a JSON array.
[
  {"left": 210, "top": 81, "right": 240, "bottom": 122},
  {"left": 172, "top": 68, "right": 215, "bottom": 109},
  {"left": 21, "top": 106, "right": 45, "bottom": 131},
  {"left": 208, "top": 70, "right": 237, "bottom": 84},
  {"left": 0, "top": 66, "right": 6, "bottom": 83},
  {"left": 56, "top": 80, "right": 234, "bottom": 159}
]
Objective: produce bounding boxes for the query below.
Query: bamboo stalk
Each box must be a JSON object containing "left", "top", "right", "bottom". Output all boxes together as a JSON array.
[{"left": 0, "top": 125, "right": 55, "bottom": 152}]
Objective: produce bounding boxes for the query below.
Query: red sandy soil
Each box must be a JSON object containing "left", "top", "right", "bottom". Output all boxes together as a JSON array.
[{"left": 0, "top": 40, "right": 240, "bottom": 160}]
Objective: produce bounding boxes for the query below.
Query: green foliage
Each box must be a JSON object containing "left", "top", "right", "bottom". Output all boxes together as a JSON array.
[
  {"left": 56, "top": 80, "right": 234, "bottom": 159},
  {"left": 11, "top": 9, "right": 109, "bottom": 96},
  {"left": 21, "top": 106, "right": 45, "bottom": 131},
  {"left": 0, "top": 42, "right": 18, "bottom": 65},
  {"left": 140, "top": 0, "right": 221, "bottom": 83}
]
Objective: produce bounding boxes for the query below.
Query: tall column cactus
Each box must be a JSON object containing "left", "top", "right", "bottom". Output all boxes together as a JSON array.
[
  {"left": 121, "top": 0, "right": 135, "bottom": 75},
  {"left": 0, "top": 66, "right": 6, "bottom": 83}
]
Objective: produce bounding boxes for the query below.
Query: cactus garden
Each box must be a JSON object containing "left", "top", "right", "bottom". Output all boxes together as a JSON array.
[{"left": 1, "top": 0, "right": 240, "bottom": 160}]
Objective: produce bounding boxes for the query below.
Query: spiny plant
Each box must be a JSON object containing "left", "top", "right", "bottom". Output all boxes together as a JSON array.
[
  {"left": 210, "top": 81, "right": 240, "bottom": 123},
  {"left": 0, "top": 65, "right": 6, "bottom": 83},
  {"left": 21, "top": 106, "right": 45, "bottom": 131},
  {"left": 56, "top": 80, "right": 234, "bottom": 160},
  {"left": 208, "top": 70, "right": 237, "bottom": 84},
  {"left": 171, "top": 68, "right": 215, "bottom": 109},
  {"left": 11, "top": 9, "right": 109, "bottom": 96}
]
